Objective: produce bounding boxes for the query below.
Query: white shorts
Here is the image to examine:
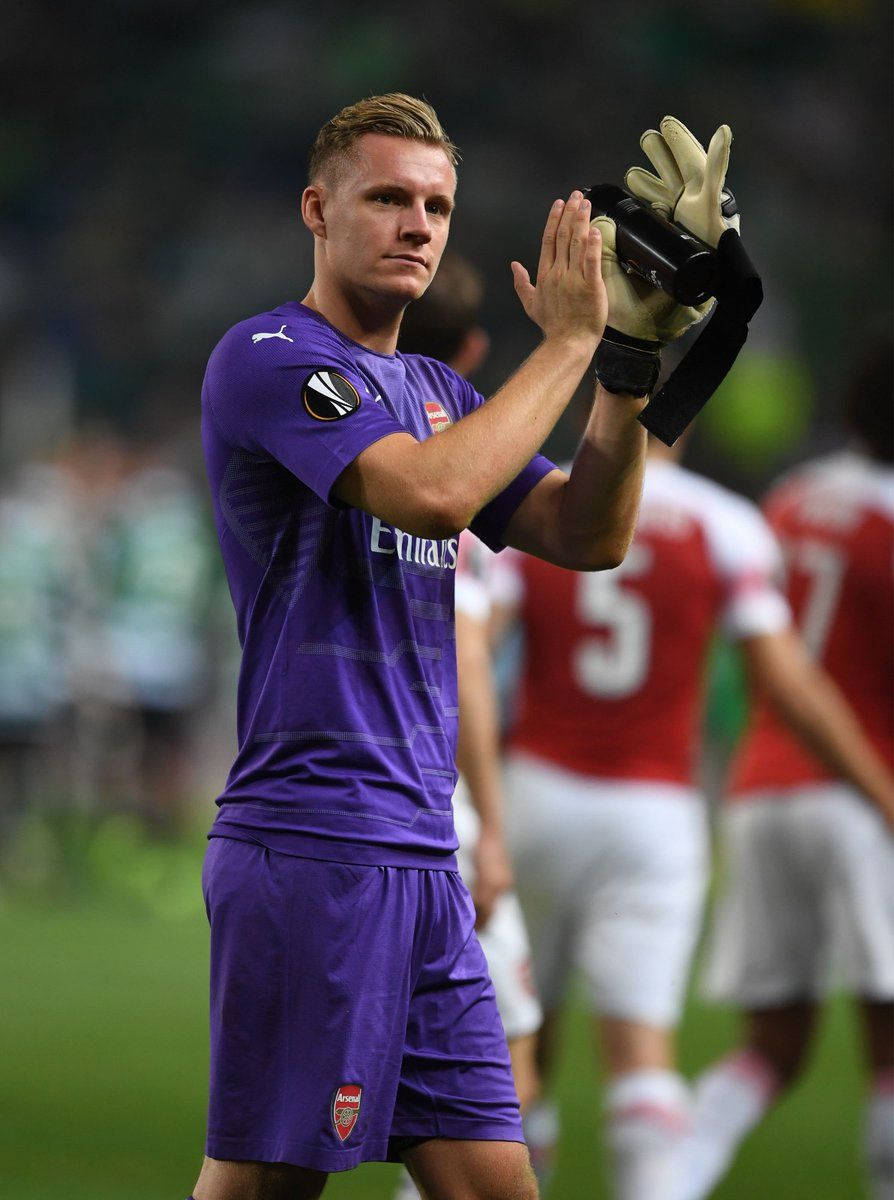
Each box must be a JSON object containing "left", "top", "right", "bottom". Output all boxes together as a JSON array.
[
  {"left": 504, "top": 752, "right": 709, "bottom": 1028},
  {"left": 702, "top": 784, "right": 894, "bottom": 1006},
  {"left": 453, "top": 780, "right": 542, "bottom": 1041}
]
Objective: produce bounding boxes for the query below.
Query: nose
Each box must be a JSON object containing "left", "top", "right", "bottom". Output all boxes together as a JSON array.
[{"left": 400, "top": 200, "right": 432, "bottom": 244}]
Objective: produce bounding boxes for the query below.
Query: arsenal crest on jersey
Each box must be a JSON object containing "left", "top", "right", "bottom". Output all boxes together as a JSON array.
[
  {"left": 425, "top": 400, "right": 452, "bottom": 433},
  {"left": 332, "top": 1083, "right": 362, "bottom": 1142}
]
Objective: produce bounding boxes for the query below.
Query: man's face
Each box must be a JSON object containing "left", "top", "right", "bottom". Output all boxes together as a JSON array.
[{"left": 312, "top": 133, "right": 456, "bottom": 307}]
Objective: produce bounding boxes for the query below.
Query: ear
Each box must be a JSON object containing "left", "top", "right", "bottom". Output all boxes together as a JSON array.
[{"left": 301, "top": 185, "right": 326, "bottom": 238}]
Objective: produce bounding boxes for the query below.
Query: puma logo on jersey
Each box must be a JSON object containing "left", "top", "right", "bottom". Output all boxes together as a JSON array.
[{"left": 252, "top": 325, "right": 293, "bottom": 343}]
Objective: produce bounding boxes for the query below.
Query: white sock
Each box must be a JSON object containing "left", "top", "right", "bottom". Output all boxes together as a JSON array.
[
  {"left": 865, "top": 1070, "right": 894, "bottom": 1200},
  {"left": 524, "top": 1098, "right": 560, "bottom": 1191},
  {"left": 605, "top": 1069, "right": 692, "bottom": 1200},
  {"left": 393, "top": 1166, "right": 421, "bottom": 1200},
  {"left": 675, "top": 1050, "right": 778, "bottom": 1200}
]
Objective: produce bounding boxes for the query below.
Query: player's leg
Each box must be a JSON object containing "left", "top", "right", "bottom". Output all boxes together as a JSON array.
[
  {"left": 403, "top": 1139, "right": 537, "bottom": 1200},
  {"left": 860, "top": 999, "right": 894, "bottom": 1200},
  {"left": 596, "top": 1016, "right": 692, "bottom": 1200},
  {"left": 822, "top": 786, "right": 894, "bottom": 1200},
  {"left": 192, "top": 1156, "right": 327, "bottom": 1200},
  {"left": 393, "top": 1029, "right": 541, "bottom": 1200},
  {"left": 680, "top": 795, "right": 828, "bottom": 1200},
  {"left": 504, "top": 754, "right": 584, "bottom": 1191},
  {"left": 522, "top": 1010, "right": 562, "bottom": 1191},
  {"left": 578, "top": 786, "right": 708, "bottom": 1200},
  {"left": 676, "top": 1002, "right": 815, "bottom": 1200}
]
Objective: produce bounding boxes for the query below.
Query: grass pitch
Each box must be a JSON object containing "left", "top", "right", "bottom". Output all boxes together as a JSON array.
[{"left": 0, "top": 829, "right": 870, "bottom": 1199}]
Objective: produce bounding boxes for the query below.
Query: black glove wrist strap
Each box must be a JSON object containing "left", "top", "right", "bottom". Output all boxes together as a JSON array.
[
  {"left": 637, "top": 229, "right": 763, "bottom": 445},
  {"left": 594, "top": 328, "right": 662, "bottom": 398}
]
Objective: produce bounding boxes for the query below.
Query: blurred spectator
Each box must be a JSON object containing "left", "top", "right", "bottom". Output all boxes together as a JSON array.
[
  {"left": 79, "top": 435, "right": 220, "bottom": 837},
  {"left": 0, "top": 460, "right": 79, "bottom": 857}
]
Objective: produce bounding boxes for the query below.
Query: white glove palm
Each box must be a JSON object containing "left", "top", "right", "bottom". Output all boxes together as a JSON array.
[
  {"left": 625, "top": 116, "right": 740, "bottom": 249},
  {"left": 591, "top": 213, "right": 712, "bottom": 343}
]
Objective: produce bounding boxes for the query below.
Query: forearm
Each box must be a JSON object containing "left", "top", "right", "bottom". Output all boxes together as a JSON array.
[
  {"left": 504, "top": 383, "right": 648, "bottom": 570},
  {"left": 558, "top": 385, "right": 649, "bottom": 564},
  {"left": 746, "top": 631, "right": 894, "bottom": 821},
  {"left": 413, "top": 333, "right": 597, "bottom": 534}
]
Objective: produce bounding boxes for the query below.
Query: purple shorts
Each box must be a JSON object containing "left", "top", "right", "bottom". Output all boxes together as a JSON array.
[{"left": 202, "top": 837, "right": 524, "bottom": 1172}]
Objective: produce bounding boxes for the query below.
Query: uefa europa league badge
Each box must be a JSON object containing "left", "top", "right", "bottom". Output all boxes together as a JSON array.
[{"left": 332, "top": 1083, "right": 362, "bottom": 1142}]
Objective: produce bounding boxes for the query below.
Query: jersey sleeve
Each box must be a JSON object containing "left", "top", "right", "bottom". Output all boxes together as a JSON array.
[
  {"left": 703, "top": 490, "right": 792, "bottom": 639},
  {"left": 202, "top": 319, "right": 408, "bottom": 504}
]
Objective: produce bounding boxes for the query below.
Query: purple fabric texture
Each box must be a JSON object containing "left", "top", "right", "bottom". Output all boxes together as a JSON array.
[
  {"left": 203, "top": 839, "right": 524, "bottom": 1171},
  {"left": 201, "top": 301, "right": 554, "bottom": 862}
]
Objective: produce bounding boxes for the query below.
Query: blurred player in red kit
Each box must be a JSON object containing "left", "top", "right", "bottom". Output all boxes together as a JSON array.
[
  {"left": 678, "top": 336, "right": 894, "bottom": 1200},
  {"left": 495, "top": 406, "right": 894, "bottom": 1198}
]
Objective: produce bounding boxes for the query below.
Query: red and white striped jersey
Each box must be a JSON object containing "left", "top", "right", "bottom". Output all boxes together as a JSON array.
[
  {"left": 498, "top": 459, "right": 790, "bottom": 784},
  {"left": 732, "top": 452, "right": 894, "bottom": 795}
]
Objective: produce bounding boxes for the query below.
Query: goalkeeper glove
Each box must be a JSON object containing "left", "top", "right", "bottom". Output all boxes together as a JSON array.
[
  {"left": 625, "top": 116, "right": 740, "bottom": 248},
  {"left": 593, "top": 116, "right": 744, "bottom": 399}
]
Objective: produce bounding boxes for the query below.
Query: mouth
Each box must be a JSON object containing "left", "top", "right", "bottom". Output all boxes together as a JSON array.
[{"left": 387, "top": 254, "right": 428, "bottom": 268}]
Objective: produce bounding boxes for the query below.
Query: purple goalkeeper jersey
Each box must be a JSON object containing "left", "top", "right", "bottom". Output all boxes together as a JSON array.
[{"left": 201, "top": 301, "right": 555, "bottom": 866}]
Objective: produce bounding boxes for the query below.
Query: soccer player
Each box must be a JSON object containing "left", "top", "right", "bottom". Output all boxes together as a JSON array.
[
  {"left": 494, "top": 422, "right": 894, "bottom": 1200},
  {"left": 679, "top": 338, "right": 894, "bottom": 1200},
  {"left": 193, "top": 91, "right": 657, "bottom": 1200}
]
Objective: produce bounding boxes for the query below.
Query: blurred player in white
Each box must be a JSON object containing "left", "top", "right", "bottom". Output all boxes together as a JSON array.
[
  {"left": 495, "top": 415, "right": 894, "bottom": 1199},
  {"left": 679, "top": 338, "right": 894, "bottom": 1200},
  {"left": 392, "top": 254, "right": 542, "bottom": 1200}
]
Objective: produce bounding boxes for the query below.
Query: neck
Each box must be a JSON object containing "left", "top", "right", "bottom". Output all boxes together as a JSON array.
[{"left": 302, "top": 280, "right": 404, "bottom": 355}]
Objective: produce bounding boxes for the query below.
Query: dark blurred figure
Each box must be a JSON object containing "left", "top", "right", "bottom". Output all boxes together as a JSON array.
[
  {"left": 683, "top": 335, "right": 894, "bottom": 1200},
  {"left": 398, "top": 250, "right": 491, "bottom": 376}
]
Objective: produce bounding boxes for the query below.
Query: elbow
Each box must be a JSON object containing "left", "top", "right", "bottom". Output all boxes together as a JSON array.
[
  {"left": 567, "top": 532, "right": 630, "bottom": 572},
  {"left": 399, "top": 487, "right": 468, "bottom": 541}
]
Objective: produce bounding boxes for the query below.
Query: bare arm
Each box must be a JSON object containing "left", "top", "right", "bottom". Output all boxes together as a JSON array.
[
  {"left": 334, "top": 192, "right": 617, "bottom": 547},
  {"left": 501, "top": 385, "right": 648, "bottom": 569},
  {"left": 455, "top": 609, "right": 513, "bottom": 927},
  {"left": 741, "top": 628, "right": 894, "bottom": 828}
]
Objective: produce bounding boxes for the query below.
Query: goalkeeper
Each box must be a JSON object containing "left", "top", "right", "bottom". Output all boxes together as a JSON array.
[{"left": 194, "top": 93, "right": 739, "bottom": 1200}]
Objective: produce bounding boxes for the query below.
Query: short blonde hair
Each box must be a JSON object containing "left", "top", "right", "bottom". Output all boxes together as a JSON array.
[{"left": 308, "top": 93, "right": 459, "bottom": 184}]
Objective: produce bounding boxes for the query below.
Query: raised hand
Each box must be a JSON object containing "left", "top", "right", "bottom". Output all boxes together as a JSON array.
[
  {"left": 591, "top": 212, "right": 712, "bottom": 345},
  {"left": 625, "top": 116, "right": 740, "bottom": 249},
  {"left": 511, "top": 191, "right": 608, "bottom": 347}
]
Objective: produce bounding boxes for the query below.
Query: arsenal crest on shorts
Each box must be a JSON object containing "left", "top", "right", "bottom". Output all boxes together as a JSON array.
[
  {"left": 332, "top": 1083, "right": 362, "bottom": 1142},
  {"left": 425, "top": 400, "right": 452, "bottom": 433}
]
